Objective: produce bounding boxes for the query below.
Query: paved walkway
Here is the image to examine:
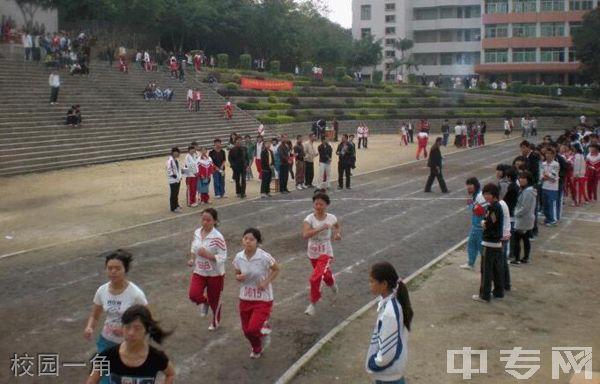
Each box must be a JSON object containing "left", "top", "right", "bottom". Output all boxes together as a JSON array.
[
  {"left": 0, "top": 133, "right": 506, "bottom": 256},
  {"left": 292, "top": 204, "right": 600, "bottom": 384}
]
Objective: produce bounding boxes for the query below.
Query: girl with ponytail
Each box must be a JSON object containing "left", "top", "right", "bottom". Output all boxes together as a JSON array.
[
  {"left": 365, "top": 262, "right": 413, "bottom": 384},
  {"left": 86, "top": 305, "right": 175, "bottom": 384}
]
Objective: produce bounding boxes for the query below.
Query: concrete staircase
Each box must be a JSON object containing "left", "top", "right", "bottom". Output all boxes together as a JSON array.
[{"left": 0, "top": 48, "right": 261, "bottom": 176}]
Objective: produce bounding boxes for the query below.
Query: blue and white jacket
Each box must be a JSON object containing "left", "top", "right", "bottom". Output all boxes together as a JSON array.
[{"left": 365, "top": 294, "right": 408, "bottom": 382}]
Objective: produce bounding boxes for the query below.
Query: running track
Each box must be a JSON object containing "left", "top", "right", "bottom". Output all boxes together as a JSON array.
[{"left": 0, "top": 138, "right": 525, "bottom": 383}]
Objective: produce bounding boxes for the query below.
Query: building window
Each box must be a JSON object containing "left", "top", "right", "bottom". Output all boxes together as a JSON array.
[
  {"left": 385, "top": 50, "right": 396, "bottom": 58},
  {"left": 385, "top": 3, "right": 396, "bottom": 11},
  {"left": 569, "top": 21, "right": 582, "bottom": 35},
  {"left": 569, "top": 48, "right": 577, "bottom": 62},
  {"left": 440, "top": 7, "right": 458, "bottom": 19},
  {"left": 414, "top": 30, "right": 438, "bottom": 43},
  {"left": 361, "top": 28, "right": 372, "bottom": 38},
  {"left": 385, "top": 27, "right": 396, "bottom": 35},
  {"left": 464, "top": 29, "right": 482, "bottom": 41},
  {"left": 385, "top": 38, "right": 396, "bottom": 46},
  {"left": 541, "top": 22, "right": 565, "bottom": 37},
  {"left": 464, "top": 5, "right": 481, "bottom": 18},
  {"left": 414, "top": 8, "right": 438, "bottom": 20},
  {"left": 485, "top": 49, "right": 509, "bottom": 63},
  {"left": 455, "top": 52, "right": 480, "bottom": 65},
  {"left": 485, "top": 0, "right": 509, "bottom": 14},
  {"left": 541, "top": 0, "right": 565, "bottom": 11},
  {"left": 569, "top": 0, "right": 593, "bottom": 10},
  {"left": 513, "top": 48, "right": 537, "bottom": 62},
  {"left": 441, "top": 53, "right": 453, "bottom": 65},
  {"left": 361, "top": 4, "right": 372, "bottom": 20},
  {"left": 513, "top": 0, "right": 537, "bottom": 12},
  {"left": 385, "top": 15, "right": 396, "bottom": 23},
  {"left": 541, "top": 48, "right": 565, "bottom": 62},
  {"left": 385, "top": 63, "right": 394, "bottom": 70},
  {"left": 512, "top": 23, "right": 537, "bottom": 38},
  {"left": 485, "top": 24, "right": 509, "bottom": 38},
  {"left": 414, "top": 53, "right": 438, "bottom": 65}
]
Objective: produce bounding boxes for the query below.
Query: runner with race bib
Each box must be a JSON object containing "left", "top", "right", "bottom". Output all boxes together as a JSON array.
[
  {"left": 187, "top": 208, "right": 228, "bottom": 331},
  {"left": 233, "top": 228, "right": 280, "bottom": 359},
  {"left": 303, "top": 189, "right": 342, "bottom": 316}
]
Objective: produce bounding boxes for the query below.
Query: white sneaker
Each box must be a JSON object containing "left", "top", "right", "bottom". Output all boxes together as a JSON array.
[
  {"left": 191, "top": 203, "right": 198, "bottom": 207},
  {"left": 208, "top": 322, "right": 219, "bottom": 331},
  {"left": 304, "top": 303, "right": 316, "bottom": 316},
  {"left": 460, "top": 263, "right": 474, "bottom": 270},
  {"left": 250, "top": 352, "right": 262, "bottom": 359},
  {"left": 330, "top": 283, "right": 339, "bottom": 294},
  {"left": 472, "top": 294, "right": 488, "bottom": 303},
  {"left": 199, "top": 303, "right": 209, "bottom": 317},
  {"left": 296, "top": 185, "right": 302, "bottom": 190},
  {"left": 261, "top": 334, "right": 271, "bottom": 352}
]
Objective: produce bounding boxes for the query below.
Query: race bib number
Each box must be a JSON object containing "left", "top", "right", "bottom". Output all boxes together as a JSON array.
[
  {"left": 196, "top": 259, "right": 212, "bottom": 271},
  {"left": 310, "top": 243, "right": 327, "bottom": 254},
  {"left": 243, "top": 286, "right": 263, "bottom": 300}
]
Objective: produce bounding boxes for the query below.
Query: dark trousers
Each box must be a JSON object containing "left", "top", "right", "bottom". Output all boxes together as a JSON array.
[
  {"left": 502, "top": 239, "right": 511, "bottom": 291},
  {"left": 512, "top": 229, "right": 531, "bottom": 262},
  {"left": 424, "top": 167, "right": 448, "bottom": 192},
  {"left": 169, "top": 182, "right": 180, "bottom": 211},
  {"left": 50, "top": 86, "right": 60, "bottom": 103},
  {"left": 442, "top": 133, "right": 449, "bottom": 146},
  {"left": 279, "top": 163, "right": 289, "bottom": 192},
  {"left": 261, "top": 169, "right": 272, "bottom": 194},
  {"left": 479, "top": 246, "right": 504, "bottom": 301},
  {"left": 408, "top": 130, "right": 414, "bottom": 143},
  {"left": 233, "top": 168, "right": 247, "bottom": 196},
  {"left": 305, "top": 161, "right": 314, "bottom": 186},
  {"left": 358, "top": 137, "right": 368, "bottom": 149},
  {"left": 338, "top": 162, "right": 351, "bottom": 188}
]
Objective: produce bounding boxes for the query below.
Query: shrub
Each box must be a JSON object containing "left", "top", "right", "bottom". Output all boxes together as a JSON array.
[
  {"left": 510, "top": 81, "right": 523, "bottom": 93},
  {"left": 357, "top": 86, "right": 367, "bottom": 93},
  {"left": 456, "top": 94, "right": 466, "bottom": 105},
  {"left": 413, "top": 88, "right": 427, "bottom": 97},
  {"left": 342, "top": 75, "right": 353, "bottom": 83},
  {"left": 345, "top": 98, "right": 355, "bottom": 106},
  {"left": 239, "top": 54, "right": 252, "bottom": 70},
  {"left": 371, "top": 98, "right": 381, "bottom": 104},
  {"left": 284, "top": 73, "right": 294, "bottom": 81},
  {"left": 302, "top": 61, "right": 313, "bottom": 76},
  {"left": 333, "top": 109, "right": 345, "bottom": 116},
  {"left": 504, "top": 109, "right": 515, "bottom": 118},
  {"left": 268, "top": 96, "right": 278, "bottom": 104},
  {"left": 335, "top": 66, "right": 346, "bottom": 81},
  {"left": 225, "top": 82, "right": 239, "bottom": 90},
  {"left": 446, "top": 110, "right": 456, "bottom": 117},
  {"left": 384, "top": 85, "right": 394, "bottom": 93},
  {"left": 397, "top": 98, "right": 410, "bottom": 106},
  {"left": 301, "top": 86, "right": 312, "bottom": 94},
  {"left": 270, "top": 60, "right": 280, "bottom": 74},
  {"left": 360, "top": 109, "right": 369, "bottom": 116},
  {"left": 217, "top": 53, "right": 229, "bottom": 68},
  {"left": 247, "top": 97, "right": 259, "bottom": 103},
  {"left": 286, "top": 109, "right": 298, "bottom": 117},
  {"left": 268, "top": 111, "right": 279, "bottom": 117},
  {"left": 477, "top": 80, "right": 488, "bottom": 91},
  {"left": 425, "top": 96, "right": 439, "bottom": 107},
  {"left": 328, "top": 85, "right": 337, "bottom": 92},
  {"left": 231, "top": 73, "right": 242, "bottom": 83},
  {"left": 304, "top": 109, "right": 314, "bottom": 117},
  {"left": 386, "top": 108, "right": 398, "bottom": 116},
  {"left": 286, "top": 96, "right": 300, "bottom": 105},
  {"left": 532, "top": 107, "right": 542, "bottom": 116},
  {"left": 407, "top": 74, "right": 417, "bottom": 84},
  {"left": 372, "top": 70, "right": 383, "bottom": 84}
]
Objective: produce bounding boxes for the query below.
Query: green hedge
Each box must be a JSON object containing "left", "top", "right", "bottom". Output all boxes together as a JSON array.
[
  {"left": 217, "top": 53, "right": 229, "bottom": 68},
  {"left": 240, "top": 54, "right": 252, "bottom": 70},
  {"left": 270, "top": 60, "right": 281, "bottom": 74}
]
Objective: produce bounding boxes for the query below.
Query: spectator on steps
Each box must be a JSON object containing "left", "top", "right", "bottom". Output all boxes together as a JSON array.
[
  {"left": 49, "top": 71, "right": 60, "bottom": 105},
  {"left": 193, "top": 88, "right": 202, "bottom": 111},
  {"left": 66, "top": 105, "right": 82, "bottom": 127}
]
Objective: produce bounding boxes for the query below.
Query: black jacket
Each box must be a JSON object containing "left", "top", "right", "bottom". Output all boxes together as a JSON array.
[
  {"left": 228, "top": 146, "right": 248, "bottom": 171},
  {"left": 503, "top": 182, "right": 520, "bottom": 217},
  {"left": 483, "top": 201, "right": 503, "bottom": 244},
  {"left": 526, "top": 151, "right": 540, "bottom": 183},
  {"left": 427, "top": 144, "right": 442, "bottom": 169},
  {"left": 261, "top": 148, "right": 273, "bottom": 170},
  {"left": 336, "top": 141, "right": 355, "bottom": 165},
  {"left": 318, "top": 143, "right": 333, "bottom": 163}
]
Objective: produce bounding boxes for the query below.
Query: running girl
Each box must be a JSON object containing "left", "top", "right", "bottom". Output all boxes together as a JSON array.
[
  {"left": 196, "top": 147, "right": 214, "bottom": 204},
  {"left": 365, "top": 262, "right": 413, "bottom": 384},
  {"left": 86, "top": 305, "right": 175, "bottom": 384},
  {"left": 233, "top": 228, "right": 280, "bottom": 358},
  {"left": 84, "top": 250, "right": 148, "bottom": 384},
  {"left": 188, "top": 208, "right": 227, "bottom": 330},
  {"left": 303, "top": 190, "right": 342, "bottom": 316}
]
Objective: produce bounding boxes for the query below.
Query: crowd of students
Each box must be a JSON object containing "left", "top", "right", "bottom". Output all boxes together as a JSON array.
[
  {"left": 462, "top": 129, "right": 600, "bottom": 303},
  {"left": 165, "top": 126, "right": 365, "bottom": 212},
  {"left": 142, "top": 81, "right": 174, "bottom": 101}
]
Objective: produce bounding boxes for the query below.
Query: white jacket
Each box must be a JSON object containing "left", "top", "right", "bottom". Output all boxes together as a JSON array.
[
  {"left": 182, "top": 153, "right": 198, "bottom": 177},
  {"left": 573, "top": 153, "right": 586, "bottom": 178},
  {"left": 166, "top": 156, "right": 182, "bottom": 184},
  {"left": 365, "top": 295, "right": 408, "bottom": 382}
]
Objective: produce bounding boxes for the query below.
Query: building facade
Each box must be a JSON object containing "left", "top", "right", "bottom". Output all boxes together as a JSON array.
[
  {"left": 0, "top": 0, "right": 58, "bottom": 33},
  {"left": 351, "top": 0, "right": 597, "bottom": 84},
  {"left": 476, "top": 0, "right": 598, "bottom": 84}
]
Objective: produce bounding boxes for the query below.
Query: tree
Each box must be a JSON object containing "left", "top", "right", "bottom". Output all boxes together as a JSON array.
[
  {"left": 392, "top": 38, "right": 414, "bottom": 81},
  {"left": 349, "top": 34, "right": 382, "bottom": 73},
  {"left": 572, "top": 7, "right": 600, "bottom": 82},
  {"left": 15, "top": 0, "right": 54, "bottom": 31}
]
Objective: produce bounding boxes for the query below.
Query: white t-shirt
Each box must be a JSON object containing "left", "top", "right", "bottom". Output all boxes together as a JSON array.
[
  {"left": 93, "top": 282, "right": 148, "bottom": 343},
  {"left": 232, "top": 248, "right": 276, "bottom": 302},
  {"left": 304, "top": 213, "right": 338, "bottom": 259},
  {"left": 190, "top": 227, "right": 227, "bottom": 276},
  {"left": 542, "top": 160, "right": 560, "bottom": 191},
  {"left": 499, "top": 200, "right": 511, "bottom": 238}
]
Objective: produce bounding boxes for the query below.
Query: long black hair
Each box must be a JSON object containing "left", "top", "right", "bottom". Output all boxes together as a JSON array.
[
  {"left": 121, "top": 305, "right": 173, "bottom": 344},
  {"left": 370, "top": 262, "right": 414, "bottom": 331}
]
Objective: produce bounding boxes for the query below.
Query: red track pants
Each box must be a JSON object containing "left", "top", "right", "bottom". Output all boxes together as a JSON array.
[
  {"left": 239, "top": 300, "right": 272, "bottom": 353},
  {"left": 309, "top": 255, "right": 335, "bottom": 304},
  {"left": 255, "top": 158, "right": 263, "bottom": 180},
  {"left": 186, "top": 176, "right": 198, "bottom": 206},
  {"left": 189, "top": 274, "right": 224, "bottom": 327},
  {"left": 416, "top": 145, "right": 428, "bottom": 159},
  {"left": 588, "top": 171, "right": 599, "bottom": 201}
]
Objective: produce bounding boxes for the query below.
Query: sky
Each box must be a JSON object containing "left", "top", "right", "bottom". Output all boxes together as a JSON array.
[{"left": 324, "top": 0, "right": 352, "bottom": 29}]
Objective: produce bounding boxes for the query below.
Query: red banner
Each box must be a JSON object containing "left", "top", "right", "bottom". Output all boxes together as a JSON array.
[{"left": 240, "top": 77, "right": 294, "bottom": 91}]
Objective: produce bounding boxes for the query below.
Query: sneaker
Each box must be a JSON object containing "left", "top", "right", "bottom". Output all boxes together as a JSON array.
[
  {"left": 510, "top": 260, "right": 520, "bottom": 265},
  {"left": 330, "top": 283, "right": 339, "bottom": 294},
  {"left": 261, "top": 334, "right": 271, "bottom": 352},
  {"left": 304, "top": 303, "right": 316, "bottom": 316},
  {"left": 208, "top": 322, "right": 219, "bottom": 331},
  {"left": 460, "top": 263, "right": 474, "bottom": 270},
  {"left": 296, "top": 185, "right": 303, "bottom": 190},
  {"left": 199, "top": 303, "right": 209, "bottom": 317},
  {"left": 173, "top": 207, "right": 183, "bottom": 213},
  {"left": 338, "top": 186, "right": 343, "bottom": 190},
  {"left": 261, "top": 194, "right": 267, "bottom": 199},
  {"left": 521, "top": 259, "right": 530, "bottom": 264},
  {"left": 191, "top": 203, "right": 198, "bottom": 207},
  {"left": 250, "top": 352, "right": 262, "bottom": 359},
  {"left": 472, "top": 294, "right": 488, "bottom": 303},
  {"left": 216, "top": 196, "right": 222, "bottom": 199}
]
